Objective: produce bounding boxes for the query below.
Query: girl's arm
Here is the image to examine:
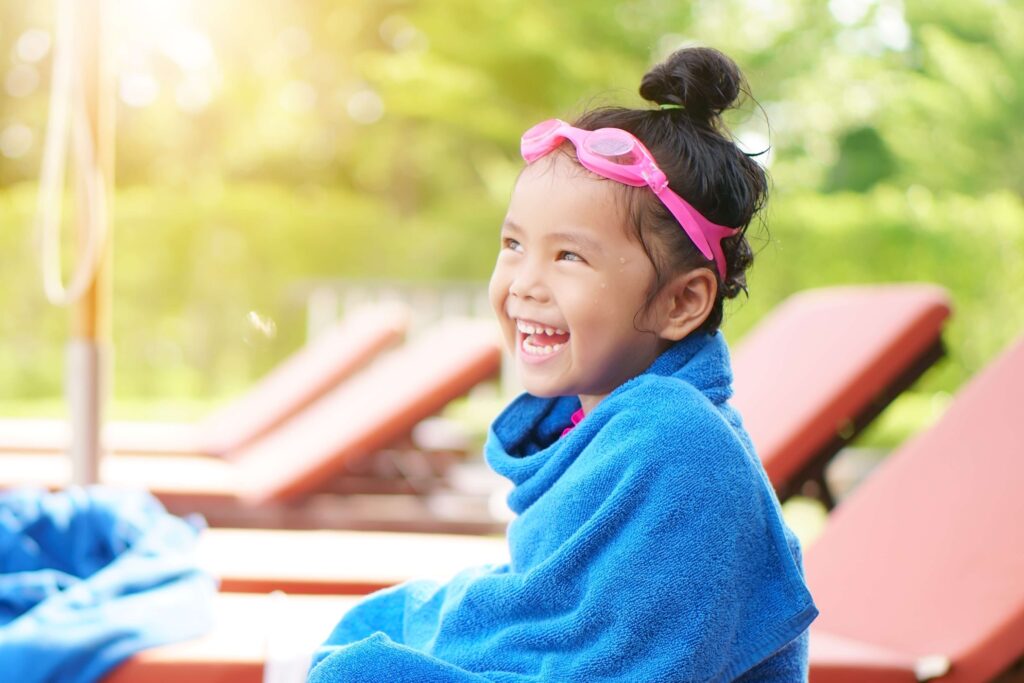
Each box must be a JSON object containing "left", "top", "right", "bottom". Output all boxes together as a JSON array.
[
  {"left": 309, "top": 632, "right": 495, "bottom": 683},
  {"left": 309, "top": 565, "right": 510, "bottom": 675}
]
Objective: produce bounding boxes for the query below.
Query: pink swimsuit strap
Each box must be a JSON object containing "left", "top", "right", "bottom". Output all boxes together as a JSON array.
[{"left": 560, "top": 408, "right": 586, "bottom": 438}]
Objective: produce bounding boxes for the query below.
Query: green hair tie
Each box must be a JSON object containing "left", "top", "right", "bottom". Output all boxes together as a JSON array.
[{"left": 659, "top": 103, "right": 684, "bottom": 111}]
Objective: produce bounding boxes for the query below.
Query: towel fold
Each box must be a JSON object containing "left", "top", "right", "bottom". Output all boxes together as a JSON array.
[
  {"left": 310, "top": 331, "right": 817, "bottom": 682},
  {"left": 0, "top": 486, "right": 217, "bottom": 683}
]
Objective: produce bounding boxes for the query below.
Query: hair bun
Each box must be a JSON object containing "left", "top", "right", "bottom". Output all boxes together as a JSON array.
[{"left": 639, "top": 47, "right": 743, "bottom": 125}]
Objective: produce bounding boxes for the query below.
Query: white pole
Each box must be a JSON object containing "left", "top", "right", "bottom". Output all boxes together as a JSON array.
[
  {"left": 68, "top": 0, "right": 113, "bottom": 485},
  {"left": 68, "top": 340, "right": 104, "bottom": 484}
]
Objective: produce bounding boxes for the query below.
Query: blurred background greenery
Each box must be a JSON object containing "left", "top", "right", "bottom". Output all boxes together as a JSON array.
[{"left": 0, "top": 0, "right": 1021, "bottom": 449}]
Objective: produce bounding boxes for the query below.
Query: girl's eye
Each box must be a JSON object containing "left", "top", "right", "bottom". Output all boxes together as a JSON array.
[
  {"left": 502, "top": 237, "right": 522, "bottom": 252},
  {"left": 559, "top": 250, "right": 585, "bottom": 263}
]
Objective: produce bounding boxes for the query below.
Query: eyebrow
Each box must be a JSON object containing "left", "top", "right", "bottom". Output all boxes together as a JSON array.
[{"left": 502, "top": 220, "right": 605, "bottom": 255}]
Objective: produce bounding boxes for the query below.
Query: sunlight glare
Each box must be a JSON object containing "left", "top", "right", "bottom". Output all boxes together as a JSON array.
[
  {"left": 113, "top": 0, "right": 218, "bottom": 110},
  {"left": 15, "top": 29, "right": 52, "bottom": 63},
  {"left": 828, "top": 0, "right": 875, "bottom": 26}
]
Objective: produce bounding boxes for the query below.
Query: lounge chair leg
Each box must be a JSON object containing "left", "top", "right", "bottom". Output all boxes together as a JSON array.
[
  {"left": 815, "top": 471, "right": 836, "bottom": 510},
  {"left": 793, "top": 459, "right": 837, "bottom": 511}
]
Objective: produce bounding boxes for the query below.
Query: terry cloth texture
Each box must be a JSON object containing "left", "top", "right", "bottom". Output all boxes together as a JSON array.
[
  {"left": 309, "top": 331, "right": 818, "bottom": 682},
  {"left": 0, "top": 486, "right": 217, "bottom": 683}
]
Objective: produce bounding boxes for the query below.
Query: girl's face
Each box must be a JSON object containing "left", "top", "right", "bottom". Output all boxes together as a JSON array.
[{"left": 488, "top": 153, "right": 671, "bottom": 413}]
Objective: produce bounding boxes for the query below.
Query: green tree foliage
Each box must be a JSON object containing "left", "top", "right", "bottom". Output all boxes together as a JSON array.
[{"left": 0, "top": 0, "right": 1021, "bottom": 440}]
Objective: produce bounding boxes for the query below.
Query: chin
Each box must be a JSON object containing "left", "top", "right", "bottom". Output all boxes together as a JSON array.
[
  {"left": 518, "top": 378, "right": 571, "bottom": 399},
  {"left": 521, "top": 384, "right": 561, "bottom": 398}
]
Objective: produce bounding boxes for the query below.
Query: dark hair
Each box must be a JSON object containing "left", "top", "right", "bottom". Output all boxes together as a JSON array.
[{"left": 572, "top": 46, "right": 767, "bottom": 334}]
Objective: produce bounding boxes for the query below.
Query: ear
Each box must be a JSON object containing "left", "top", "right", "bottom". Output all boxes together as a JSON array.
[{"left": 650, "top": 268, "right": 718, "bottom": 341}]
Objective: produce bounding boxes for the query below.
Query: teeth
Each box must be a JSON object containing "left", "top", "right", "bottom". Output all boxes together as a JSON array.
[
  {"left": 516, "top": 320, "right": 568, "bottom": 336},
  {"left": 522, "top": 339, "right": 566, "bottom": 356}
]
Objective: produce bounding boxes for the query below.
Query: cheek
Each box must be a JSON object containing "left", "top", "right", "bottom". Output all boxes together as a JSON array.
[
  {"left": 487, "top": 264, "right": 507, "bottom": 316},
  {"left": 617, "top": 262, "right": 658, "bottom": 317},
  {"left": 573, "top": 279, "right": 651, "bottom": 339},
  {"left": 562, "top": 289, "right": 610, "bottom": 334}
]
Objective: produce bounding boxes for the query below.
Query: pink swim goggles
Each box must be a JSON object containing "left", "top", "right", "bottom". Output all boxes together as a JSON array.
[{"left": 520, "top": 118, "right": 739, "bottom": 280}]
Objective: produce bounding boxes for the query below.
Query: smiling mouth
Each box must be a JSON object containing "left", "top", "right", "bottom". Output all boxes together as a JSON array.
[{"left": 516, "top": 319, "right": 570, "bottom": 357}]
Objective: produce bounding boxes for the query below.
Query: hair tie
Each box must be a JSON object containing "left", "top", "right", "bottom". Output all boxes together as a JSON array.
[{"left": 659, "top": 103, "right": 684, "bottom": 111}]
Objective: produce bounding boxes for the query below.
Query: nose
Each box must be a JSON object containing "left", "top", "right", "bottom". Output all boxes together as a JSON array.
[{"left": 507, "top": 259, "right": 549, "bottom": 303}]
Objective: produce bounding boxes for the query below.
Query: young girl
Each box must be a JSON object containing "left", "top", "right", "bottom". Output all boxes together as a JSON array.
[{"left": 309, "top": 46, "right": 818, "bottom": 682}]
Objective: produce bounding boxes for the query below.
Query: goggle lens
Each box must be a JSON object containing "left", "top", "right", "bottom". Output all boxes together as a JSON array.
[{"left": 584, "top": 132, "right": 643, "bottom": 165}]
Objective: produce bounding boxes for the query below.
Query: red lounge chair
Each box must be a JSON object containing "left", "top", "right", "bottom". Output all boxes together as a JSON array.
[
  {"left": 806, "top": 335, "right": 1024, "bottom": 683},
  {"left": 179, "top": 283, "right": 950, "bottom": 597},
  {"left": 197, "top": 529, "right": 509, "bottom": 595},
  {"left": 731, "top": 283, "right": 950, "bottom": 507},
  {"left": 0, "top": 303, "right": 409, "bottom": 457},
  {"left": 0, "top": 318, "right": 502, "bottom": 511}
]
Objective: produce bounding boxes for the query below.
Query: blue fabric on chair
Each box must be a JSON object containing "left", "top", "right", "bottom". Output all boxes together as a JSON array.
[
  {"left": 0, "top": 486, "right": 217, "bottom": 683},
  {"left": 309, "top": 331, "right": 818, "bottom": 682}
]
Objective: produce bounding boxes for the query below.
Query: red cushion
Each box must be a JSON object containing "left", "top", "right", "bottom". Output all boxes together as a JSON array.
[
  {"left": 806, "top": 337, "right": 1024, "bottom": 682},
  {"left": 732, "top": 284, "right": 950, "bottom": 488}
]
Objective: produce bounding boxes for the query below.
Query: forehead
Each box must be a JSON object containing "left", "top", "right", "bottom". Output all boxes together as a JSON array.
[{"left": 507, "top": 154, "right": 635, "bottom": 244}]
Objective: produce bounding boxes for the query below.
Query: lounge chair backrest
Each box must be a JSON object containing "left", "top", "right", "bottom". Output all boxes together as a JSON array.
[
  {"left": 731, "top": 284, "right": 950, "bottom": 492},
  {"left": 193, "top": 303, "right": 409, "bottom": 456},
  {"left": 234, "top": 317, "right": 502, "bottom": 504},
  {"left": 805, "top": 336, "right": 1024, "bottom": 683}
]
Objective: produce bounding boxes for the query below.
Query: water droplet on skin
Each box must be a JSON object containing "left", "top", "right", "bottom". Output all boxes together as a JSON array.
[{"left": 618, "top": 257, "right": 626, "bottom": 264}]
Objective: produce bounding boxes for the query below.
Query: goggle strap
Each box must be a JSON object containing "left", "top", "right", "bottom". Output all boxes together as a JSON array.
[
  {"left": 656, "top": 188, "right": 736, "bottom": 280},
  {"left": 522, "top": 119, "right": 739, "bottom": 280}
]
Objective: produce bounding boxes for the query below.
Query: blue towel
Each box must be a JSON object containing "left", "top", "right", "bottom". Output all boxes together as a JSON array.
[
  {"left": 309, "top": 331, "right": 818, "bottom": 682},
  {"left": 0, "top": 486, "right": 217, "bottom": 683}
]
